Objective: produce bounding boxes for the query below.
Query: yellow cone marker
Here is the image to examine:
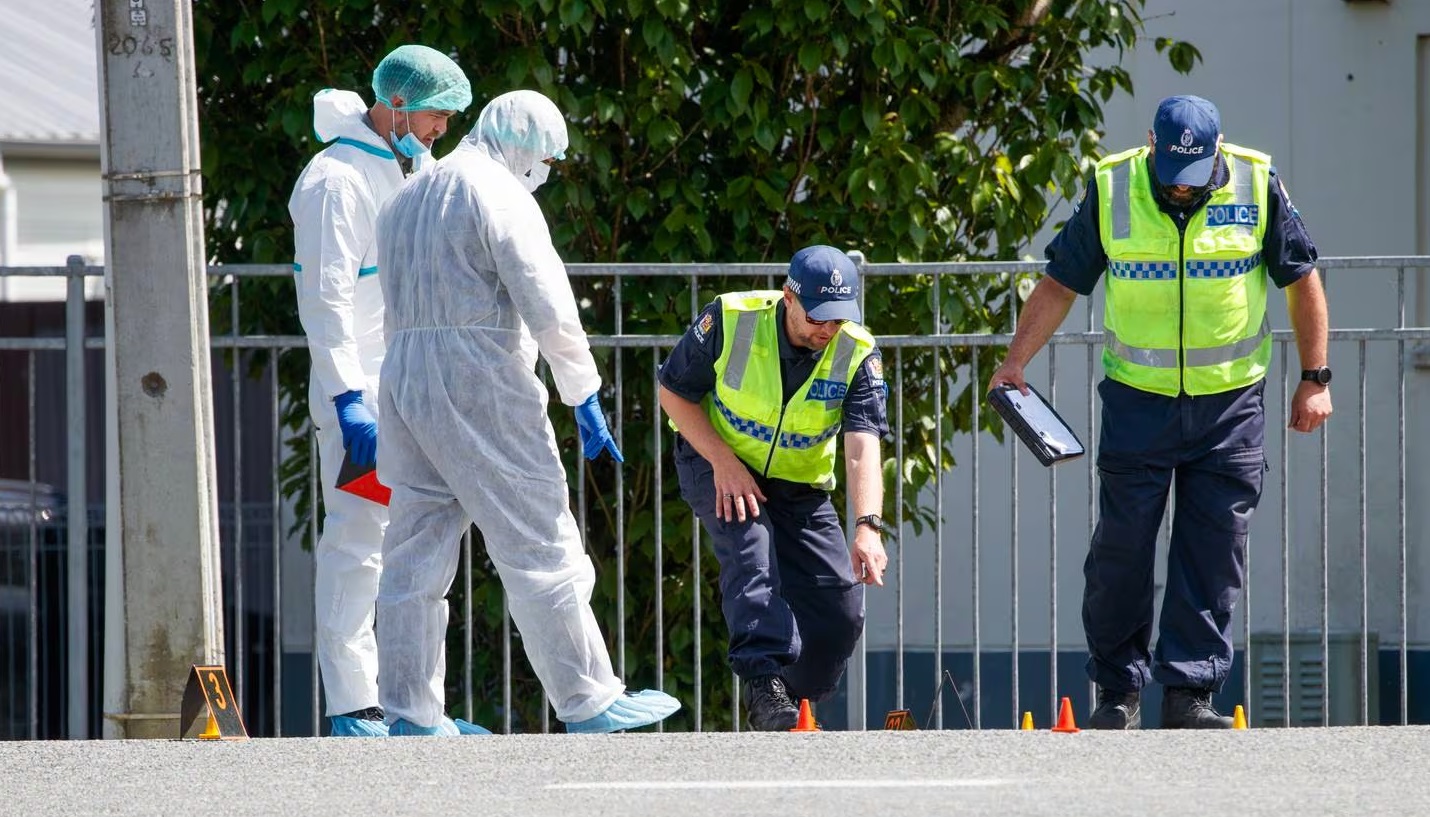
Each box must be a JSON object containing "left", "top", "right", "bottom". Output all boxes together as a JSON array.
[
  {"left": 199, "top": 713, "right": 221, "bottom": 740},
  {"left": 1233, "top": 705, "right": 1248, "bottom": 730},
  {"left": 1020, "top": 711, "right": 1034, "bottom": 731}
]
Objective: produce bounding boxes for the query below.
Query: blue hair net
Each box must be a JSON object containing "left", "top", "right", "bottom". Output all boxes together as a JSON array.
[{"left": 372, "top": 45, "right": 472, "bottom": 112}]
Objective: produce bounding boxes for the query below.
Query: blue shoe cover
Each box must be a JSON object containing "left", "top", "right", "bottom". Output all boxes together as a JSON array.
[
  {"left": 389, "top": 717, "right": 461, "bottom": 736},
  {"left": 565, "top": 689, "right": 682, "bottom": 734},
  {"left": 389, "top": 716, "right": 493, "bottom": 736},
  {"left": 329, "top": 715, "right": 389, "bottom": 737},
  {"left": 454, "top": 718, "right": 493, "bottom": 735}
]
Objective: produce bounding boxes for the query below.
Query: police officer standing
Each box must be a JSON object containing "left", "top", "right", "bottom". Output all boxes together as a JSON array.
[
  {"left": 659, "top": 245, "right": 890, "bottom": 731},
  {"left": 989, "top": 96, "right": 1332, "bottom": 729}
]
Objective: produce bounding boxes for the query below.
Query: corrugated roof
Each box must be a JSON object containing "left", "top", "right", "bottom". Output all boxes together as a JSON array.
[{"left": 0, "top": 0, "right": 99, "bottom": 146}]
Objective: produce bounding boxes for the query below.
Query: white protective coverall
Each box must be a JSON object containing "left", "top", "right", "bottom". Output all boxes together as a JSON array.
[
  {"left": 288, "top": 89, "right": 402, "bottom": 716},
  {"left": 374, "top": 91, "right": 624, "bottom": 726}
]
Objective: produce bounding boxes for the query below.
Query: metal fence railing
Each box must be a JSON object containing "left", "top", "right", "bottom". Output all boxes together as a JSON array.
[{"left": 0, "top": 256, "right": 1424, "bottom": 738}]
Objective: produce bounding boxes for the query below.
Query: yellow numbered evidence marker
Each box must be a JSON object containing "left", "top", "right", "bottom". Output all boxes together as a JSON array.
[
  {"left": 180, "top": 664, "right": 249, "bottom": 741},
  {"left": 883, "top": 710, "right": 917, "bottom": 730}
]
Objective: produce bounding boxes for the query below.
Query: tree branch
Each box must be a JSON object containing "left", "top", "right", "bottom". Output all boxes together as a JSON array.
[{"left": 935, "top": 0, "right": 1055, "bottom": 134}]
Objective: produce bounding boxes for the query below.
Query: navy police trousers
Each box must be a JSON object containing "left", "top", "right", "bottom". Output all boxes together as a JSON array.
[
  {"left": 673, "top": 435, "right": 865, "bottom": 702},
  {"left": 1085, "top": 378, "right": 1266, "bottom": 693}
]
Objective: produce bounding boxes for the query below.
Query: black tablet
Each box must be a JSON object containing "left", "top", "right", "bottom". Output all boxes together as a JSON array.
[{"left": 987, "top": 383, "right": 1085, "bottom": 467}]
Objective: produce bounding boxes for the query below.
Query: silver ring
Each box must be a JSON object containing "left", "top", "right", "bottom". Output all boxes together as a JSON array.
[{"left": 723, "top": 493, "right": 734, "bottom": 498}]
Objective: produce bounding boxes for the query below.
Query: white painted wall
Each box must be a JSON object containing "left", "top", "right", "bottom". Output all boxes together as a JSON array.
[
  {"left": 0, "top": 155, "right": 104, "bottom": 301},
  {"left": 869, "top": 0, "right": 1430, "bottom": 656}
]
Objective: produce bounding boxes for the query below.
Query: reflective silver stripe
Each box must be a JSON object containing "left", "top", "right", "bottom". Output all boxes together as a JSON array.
[
  {"left": 1104, "top": 328, "right": 1177, "bottom": 369},
  {"left": 1229, "top": 156, "right": 1254, "bottom": 238},
  {"left": 1107, "top": 315, "right": 1271, "bottom": 370},
  {"left": 1184, "top": 315, "right": 1271, "bottom": 367},
  {"left": 824, "top": 334, "right": 857, "bottom": 407},
  {"left": 1110, "top": 161, "right": 1132, "bottom": 240},
  {"left": 1232, "top": 156, "right": 1253, "bottom": 204},
  {"left": 829, "top": 333, "right": 855, "bottom": 380},
  {"left": 722, "top": 311, "right": 761, "bottom": 391}
]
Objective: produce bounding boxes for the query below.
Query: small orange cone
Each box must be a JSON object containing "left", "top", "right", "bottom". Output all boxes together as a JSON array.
[
  {"left": 1050, "top": 696, "right": 1080, "bottom": 733},
  {"left": 1233, "top": 705, "right": 1248, "bottom": 730},
  {"left": 199, "top": 713, "right": 221, "bottom": 740},
  {"left": 790, "top": 699, "right": 819, "bottom": 732},
  {"left": 1020, "top": 711, "right": 1034, "bottom": 731}
]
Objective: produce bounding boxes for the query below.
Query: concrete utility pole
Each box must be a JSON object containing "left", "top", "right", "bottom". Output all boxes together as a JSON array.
[{"left": 95, "top": 0, "right": 225, "bottom": 739}]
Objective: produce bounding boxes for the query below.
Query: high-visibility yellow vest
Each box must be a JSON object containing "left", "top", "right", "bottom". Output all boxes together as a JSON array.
[
  {"left": 1095, "top": 142, "right": 1272, "bottom": 396},
  {"left": 672, "top": 291, "right": 875, "bottom": 491}
]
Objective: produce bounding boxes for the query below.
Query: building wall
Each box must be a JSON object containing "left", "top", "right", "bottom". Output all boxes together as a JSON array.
[{"left": 0, "top": 155, "right": 104, "bottom": 301}]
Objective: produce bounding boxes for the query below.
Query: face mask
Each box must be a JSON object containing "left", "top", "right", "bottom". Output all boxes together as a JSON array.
[
  {"left": 393, "top": 132, "right": 429, "bottom": 159},
  {"left": 520, "top": 161, "right": 551, "bottom": 193},
  {"left": 389, "top": 110, "right": 430, "bottom": 160}
]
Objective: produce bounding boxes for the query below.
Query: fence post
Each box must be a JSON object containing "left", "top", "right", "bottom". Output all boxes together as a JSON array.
[{"left": 65, "top": 254, "right": 88, "bottom": 738}]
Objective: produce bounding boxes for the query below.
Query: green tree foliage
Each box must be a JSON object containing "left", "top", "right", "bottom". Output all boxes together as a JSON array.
[{"left": 195, "top": 0, "right": 1197, "bottom": 731}]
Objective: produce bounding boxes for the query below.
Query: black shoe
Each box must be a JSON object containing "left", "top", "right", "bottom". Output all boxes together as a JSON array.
[
  {"left": 1161, "top": 686, "right": 1233, "bottom": 729},
  {"left": 1087, "top": 687, "right": 1141, "bottom": 730},
  {"left": 742, "top": 674, "right": 799, "bottom": 731},
  {"left": 337, "top": 706, "right": 385, "bottom": 722}
]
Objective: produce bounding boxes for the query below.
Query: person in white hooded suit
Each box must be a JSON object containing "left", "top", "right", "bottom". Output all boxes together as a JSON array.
[
  {"left": 374, "top": 90, "right": 681, "bottom": 735},
  {"left": 288, "top": 45, "right": 475, "bottom": 737}
]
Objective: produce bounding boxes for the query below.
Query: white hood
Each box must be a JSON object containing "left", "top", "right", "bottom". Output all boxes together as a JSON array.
[
  {"left": 463, "top": 90, "right": 568, "bottom": 191},
  {"left": 311, "top": 88, "right": 389, "bottom": 153}
]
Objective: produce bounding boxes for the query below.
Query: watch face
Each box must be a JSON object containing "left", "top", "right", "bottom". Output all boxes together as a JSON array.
[{"left": 1305, "top": 367, "right": 1332, "bottom": 385}]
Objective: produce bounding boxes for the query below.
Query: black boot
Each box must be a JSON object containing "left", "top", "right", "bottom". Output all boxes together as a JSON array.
[
  {"left": 742, "top": 674, "right": 800, "bottom": 731},
  {"left": 337, "top": 706, "right": 385, "bottom": 721},
  {"left": 1087, "top": 687, "right": 1141, "bottom": 730},
  {"left": 1161, "top": 686, "right": 1233, "bottom": 729}
]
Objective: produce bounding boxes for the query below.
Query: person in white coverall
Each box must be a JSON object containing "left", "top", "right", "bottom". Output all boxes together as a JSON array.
[
  {"left": 288, "top": 44, "right": 478, "bottom": 738},
  {"left": 373, "top": 90, "right": 682, "bottom": 735}
]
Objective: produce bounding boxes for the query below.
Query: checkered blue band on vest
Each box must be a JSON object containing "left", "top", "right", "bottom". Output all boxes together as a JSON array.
[
  {"left": 713, "top": 394, "right": 839, "bottom": 449},
  {"left": 712, "top": 394, "right": 775, "bottom": 443},
  {"left": 777, "top": 423, "right": 841, "bottom": 451},
  {"left": 1185, "top": 252, "right": 1262, "bottom": 279},
  {"left": 1108, "top": 260, "right": 1177, "bottom": 280}
]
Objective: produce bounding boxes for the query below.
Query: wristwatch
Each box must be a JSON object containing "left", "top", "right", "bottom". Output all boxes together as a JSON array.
[
  {"left": 855, "top": 514, "right": 884, "bottom": 533},
  {"left": 1301, "top": 366, "right": 1332, "bottom": 386}
]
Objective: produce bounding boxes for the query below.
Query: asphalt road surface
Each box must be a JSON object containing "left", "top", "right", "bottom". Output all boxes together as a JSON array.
[{"left": 3, "top": 726, "right": 1427, "bottom": 816}]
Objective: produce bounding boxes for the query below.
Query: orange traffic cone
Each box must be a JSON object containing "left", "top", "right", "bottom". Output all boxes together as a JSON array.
[
  {"left": 1050, "top": 696, "right": 1080, "bottom": 733},
  {"left": 199, "top": 713, "right": 221, "bottom": 740},
  {"left": 790, "top": 699, "right": 819, "bottom": 732}
]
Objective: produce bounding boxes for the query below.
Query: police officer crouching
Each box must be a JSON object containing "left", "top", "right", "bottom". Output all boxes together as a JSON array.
[{"left": 658, "top": 245, "right": 890, "bottom": 730}]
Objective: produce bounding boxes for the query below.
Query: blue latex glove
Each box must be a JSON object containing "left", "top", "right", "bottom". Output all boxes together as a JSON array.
[
  {"left": 574, "top": 393, "right": 623, "bottom": 462},
  {"left": 334, "top": 389, "right": 378, "bottom": 467}
]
